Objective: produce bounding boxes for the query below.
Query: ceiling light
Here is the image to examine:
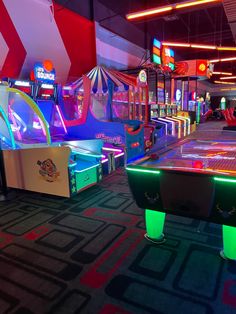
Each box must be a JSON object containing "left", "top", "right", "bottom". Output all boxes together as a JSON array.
[
  {"left": 176, "top": 0, "right": 221, "bottom": 9},
  {"left": 220, "top": 76, "right": 236, "bottom": 80},
  {"left": 162, "top": 42, "right": 235, "bottom": 51},
  {"left": 126, "top": 0, "right": 222, "bottom": 21},
  {"left": 217, "top": 47, "right": 236, "bottom": 51},
  {"left": 126, "top": 6, "right": 173, "bottom": 20},
  {"left": 220, "top": 88, "right": 236, "bottom": 91},
  {"left": 191, "top": 44, "right": 216, "bottom": 49},
  {"left": 214, "top": 80, "right": 236, "bottom": 85},
  {"left": 162, "top": 42, "right": 191, "bottom": 47},
  {"left": 212, "top": 72, "right": 232, "bottom": 75},
  {"left": 210, "top": 57, "right": 236, "bottom": 63}
]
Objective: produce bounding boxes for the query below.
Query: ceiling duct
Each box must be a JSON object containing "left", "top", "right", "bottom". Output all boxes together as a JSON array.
[{"left": 223, "top": 0, "right": 236, "bottom": 44}]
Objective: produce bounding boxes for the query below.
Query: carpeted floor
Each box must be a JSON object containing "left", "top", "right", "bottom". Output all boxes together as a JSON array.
[{"left": 0, "top": 121, "right": 236, "bottom": 314}]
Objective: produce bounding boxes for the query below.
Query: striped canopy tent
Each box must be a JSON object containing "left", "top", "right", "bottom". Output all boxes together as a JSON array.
[{"left": 70, "top": 65, "right": 137, "bottom": 94}]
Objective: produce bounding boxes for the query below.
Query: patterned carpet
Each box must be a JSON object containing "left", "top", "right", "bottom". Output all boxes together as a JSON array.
[{"left": 0, "top": 121, "right": 236, "bottom": 314}]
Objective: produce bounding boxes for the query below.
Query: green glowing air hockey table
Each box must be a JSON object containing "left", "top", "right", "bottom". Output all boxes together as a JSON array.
[{"left": 126, "top": 133, "right": 236, "bottom": 260}]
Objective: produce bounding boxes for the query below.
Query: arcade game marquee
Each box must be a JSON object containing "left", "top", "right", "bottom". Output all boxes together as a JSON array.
[{"left": 127, "top": 132, "right": 236, "bottom": 260}]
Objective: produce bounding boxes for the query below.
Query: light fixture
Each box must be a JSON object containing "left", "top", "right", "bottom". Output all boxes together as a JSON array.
[
  {"left": 210, "top": 57, "right": 236, "bottom": 63},
  {"left": 220, "top": 76, "right": 236, "bottom": 80},
  {"left": 191, "top": 44, "right": 216, "bottom": 49},
  {"left": 217, "top": 47, "right": 236, "bottom": 51},
  {"left": 220, "top": 88, "right": 236, "bottom": 91},
  {"left": 126, "top": 6, "right": 173, "bottom": 20},
  {"left": 126, "top": 0, "right": 222, "bottom": 21},
  {"left": 162, "top": 42, "right": 236, "bottom": 51},
  {"left": 212, "top": 71, "right": 232, "bottom": 75},
  {"left": 214, "top": 80, "right": 236, "bottom": 85},
  {"left": 214, "top": 177, "right": 236, "bottom": 184},
  {"left": 176, "top": 0, "right": 221, "bottom": 9},
  {"left": 126, "top": 167, "right": 160, "bottom": 175},
  {"left": 162, "top": 42, "right": 191, "bottom": 47}
]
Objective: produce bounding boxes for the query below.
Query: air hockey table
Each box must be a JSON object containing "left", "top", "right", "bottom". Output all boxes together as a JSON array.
[{"left": 126, "top": 134, "right": 236, "bottom": 260}]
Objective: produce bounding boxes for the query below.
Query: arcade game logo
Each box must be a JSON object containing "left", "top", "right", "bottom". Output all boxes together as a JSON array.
[
  {"left": 37, "top": 159, "right": 60, "bottom": 182},
  {"left": 31, "top": 60, "right": 56, "bottom": 83}
]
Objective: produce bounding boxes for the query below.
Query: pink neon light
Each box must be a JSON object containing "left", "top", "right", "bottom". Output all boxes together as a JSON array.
[
  {"left": 55, "top": 105, "right": 68, "bottom": 134},
  {"left": 38, "top": 117, "right": 46, "bottom": 136},
  {"left": 9, "top": 109, "right": 22, "bottom": 141}
]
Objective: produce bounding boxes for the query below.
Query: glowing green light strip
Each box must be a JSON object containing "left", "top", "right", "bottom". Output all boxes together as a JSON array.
[
  {"left": 126, "top": 167, "right": 160, "bottom": 174},
  {"left": 214, "top": 177, "right": 236, "bottom": 183}
]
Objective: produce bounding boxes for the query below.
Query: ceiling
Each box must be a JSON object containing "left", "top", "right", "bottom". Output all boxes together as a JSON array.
[{"left": 97, "top": 0, "right": 236, "bottom": 79}]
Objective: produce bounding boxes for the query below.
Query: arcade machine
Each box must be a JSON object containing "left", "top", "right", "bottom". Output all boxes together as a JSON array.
[
  {"left": 31, "top": 61, "right": 68, "bottom": 139},
  {"left": 149, "top": 40, "right": 184, "bottom": 140},
  {"left": 62, "top": 66, "right": 145, "bottom": 165},
  {"left": 0, "top": 84, "right": 103, "bottom": 197}
]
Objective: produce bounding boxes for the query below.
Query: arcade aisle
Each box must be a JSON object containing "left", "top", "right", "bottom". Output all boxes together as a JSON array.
[{"left": 0, "top": 121, "right": 235, "bottom": 314}]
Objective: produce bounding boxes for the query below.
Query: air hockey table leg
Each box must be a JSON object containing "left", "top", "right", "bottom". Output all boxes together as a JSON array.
[
  {"left": 145, "top": 209, "right": 166, "bottom": 244},
  {"left": 220, "top": 225, "right": 236, "bottom": 261}
]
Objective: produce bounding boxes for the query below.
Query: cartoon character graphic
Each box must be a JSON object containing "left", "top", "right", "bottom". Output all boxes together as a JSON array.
[{"left": 37, "top": 159, "right": 60, "bottom": 182}]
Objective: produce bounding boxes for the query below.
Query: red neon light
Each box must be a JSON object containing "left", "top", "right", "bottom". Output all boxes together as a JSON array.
[{"left": 126, "top": 0, "right": 222, "bottom": 21}]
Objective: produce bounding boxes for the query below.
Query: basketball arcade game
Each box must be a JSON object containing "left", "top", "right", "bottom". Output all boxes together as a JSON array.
[{"left": 0, "top": 84, "right": 103, "bottom": 197}]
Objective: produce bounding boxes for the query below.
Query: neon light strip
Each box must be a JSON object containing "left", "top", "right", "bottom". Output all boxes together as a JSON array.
[
  {"left": 0, "top": 106, "right": 16, "bottom": 149},
  {"left": 210, "top": 57, "right": 236, "bottom": 63},
  {"left": 102, "top": 147, "right": 123, "bottom": 152},
  {"left": 75, "top": 163, "right": 100, "bottom": 173},
  {"left": 41, "top": 84, "right": 54, "bottom": 89},
  {"left": 126, "top": 6, "right": 173, "bottom": 20},
  {"left": 168, "top": 117, "right": 181, "bottom": 138},
  {"left": 214, "top": 81, "right": 236, "bottom": 85},
  {"left": 126, "top": 0, "right": 221, "bottom": 20},
  {"left": 165, "top": 117, "right": 181, "bottom": 137},
  {"left": 73, "top": 151, "right": 103, "bottom": 158},
  {"left": 55, "top": 105, "right": 68, "bottom": 134},
  {"left": 9, "top": 109, "right": 22, "bottom": 141},
  {"left": 158, "top": 118, "right": 175, "bottom": 136},
  {"left": 126, "top": 167, "right": 160, "bottom": 174},
  {"left": 220, "top": 76, "right": 236, "bottom": 80},
  {"left": 175, "top": 116, "right": 187, "bottom": 136},
  {"left": 152, "top": 119, "right": 168, "bottom": 135},
  {"left": 14, "top": 81, "right": 30, "bottom": 87},
  {"left": 176, "top": 0, "right": 221, "bottom": 9},
  {"left": 162, "top": 41, "right": 236, "bottom": 52},
  {"left": 115, "top": 152, "right": 125, "bottom": 158},
  {"left": 212, "top": 72, "right": 232, "bottom": 75},
  {"left": 178, "top": 116, "right": 191, "bottom": 134},
  {"left": 101, "top": 158, "right": 109, "bottom": 164},
  {"left": 214, "top": 177, "right": 236, "bottom": 183}
]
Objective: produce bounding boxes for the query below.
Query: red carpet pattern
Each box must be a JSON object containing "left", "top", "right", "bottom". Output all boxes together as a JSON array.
[{"left": 0, "top": 168, "right": 235, "bottom": 314}]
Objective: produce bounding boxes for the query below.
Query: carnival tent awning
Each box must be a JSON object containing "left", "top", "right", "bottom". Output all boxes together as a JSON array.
[{"left": 70, "top": 66, "right": 137, "bottom": 94}]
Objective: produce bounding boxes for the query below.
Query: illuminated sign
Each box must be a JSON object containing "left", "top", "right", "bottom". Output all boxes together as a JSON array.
[
  {"left": 152, "top": 38, "right": 161, "bottom": 65},
  {"left": 175, "top": 89, "right": 181, "bottom": 101},
  {"left": 162, "top": 46, "right": 175, "bottom": 71},
  {"left": 196, "top": 60, "right": 208, "bottom": 76},
  {"left": 95, "top": 133, "right": 123, "bottom": 145},
  {"left": 33, "top": 60, "right": 56, "bottom": 83},
  {"left": 138, "top": 70, "right": 147, "bottom": 84},
  {"left": 190, "top": 91, "right": 196, "bottom": 101}
]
